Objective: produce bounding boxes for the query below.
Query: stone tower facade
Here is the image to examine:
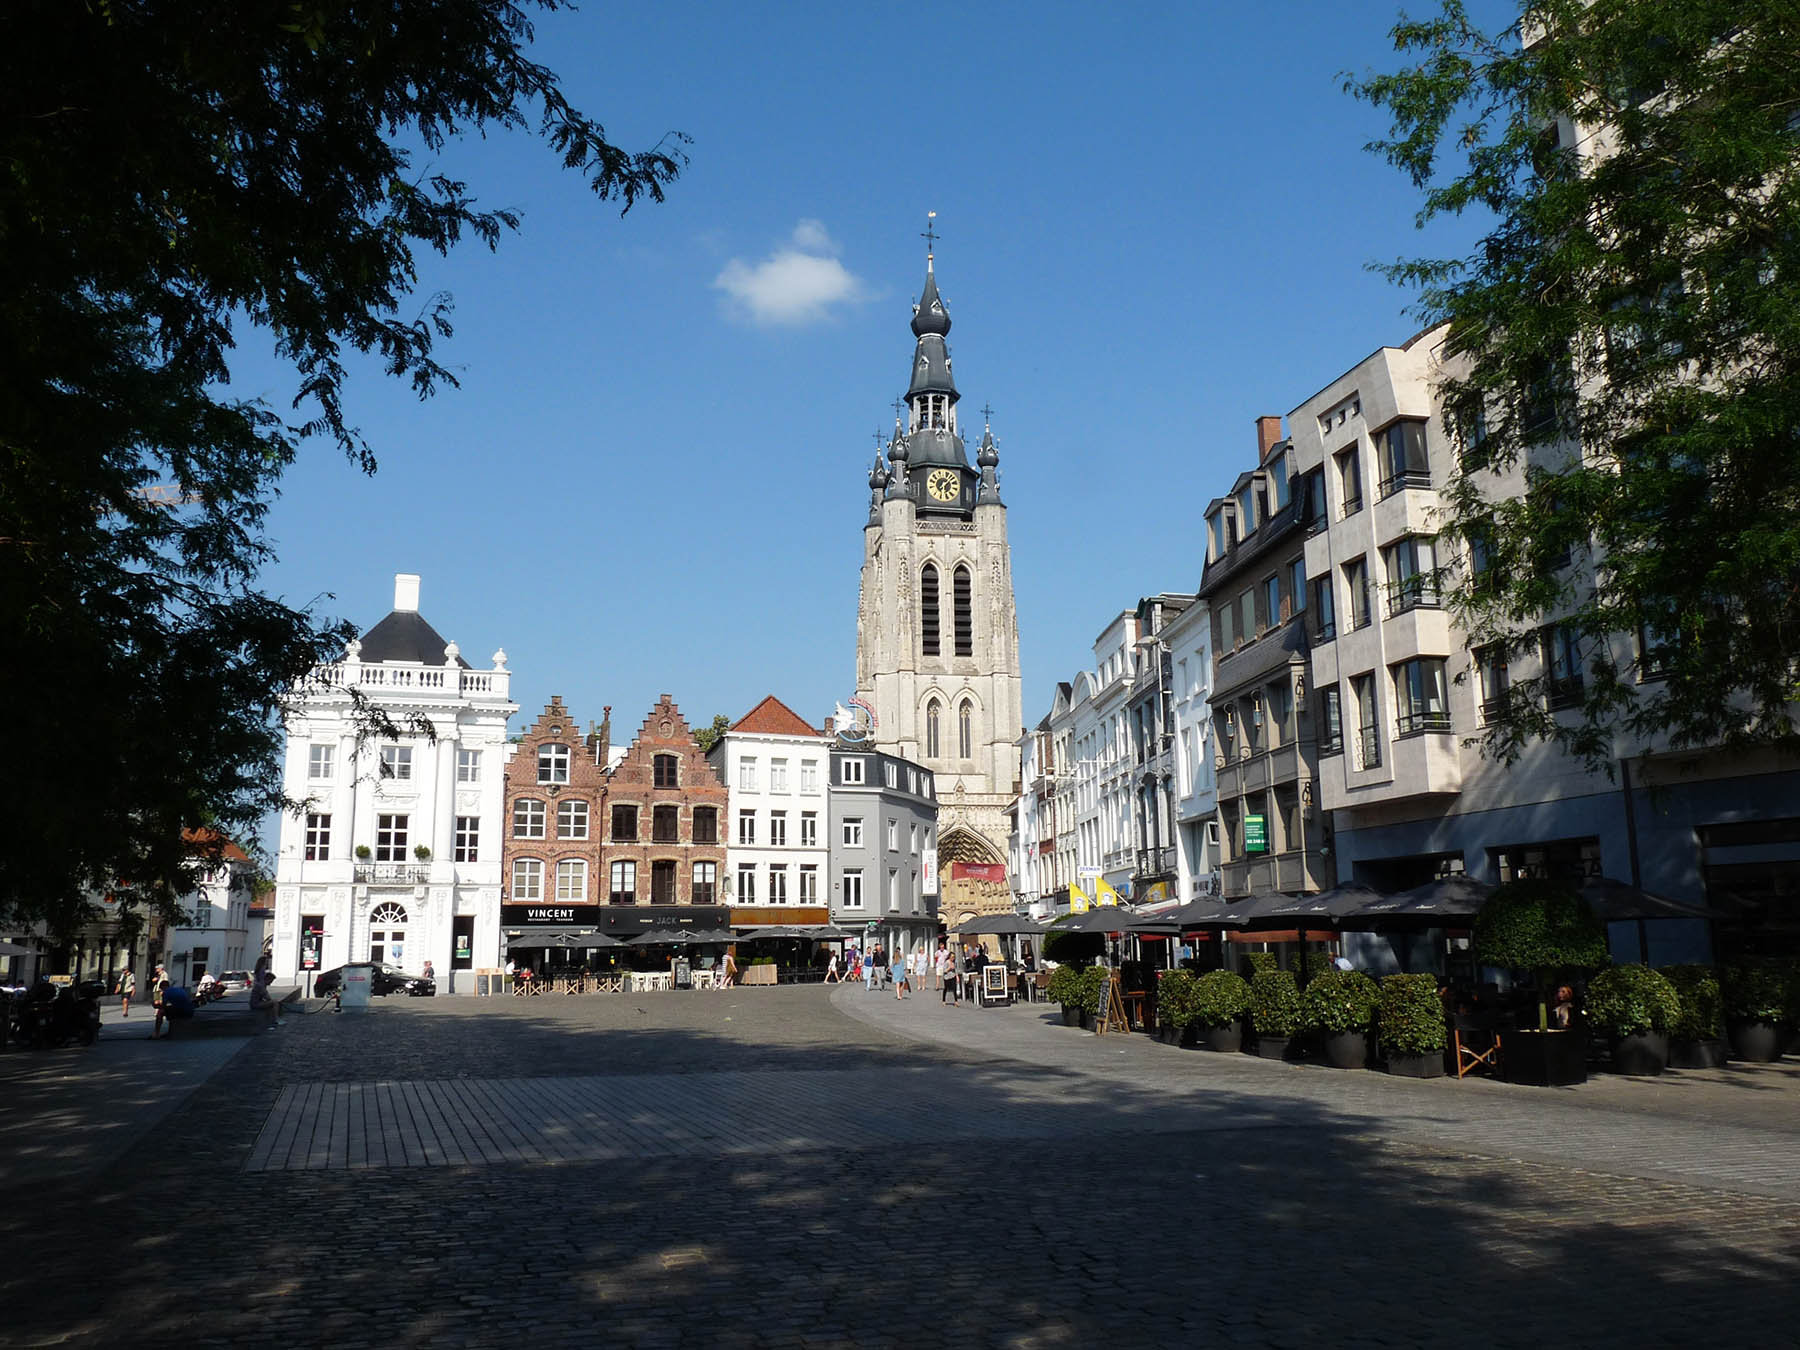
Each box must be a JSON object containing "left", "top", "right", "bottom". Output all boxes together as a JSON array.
[{"left": 854, "top": 246, "right": 1022, "bottom": 919}]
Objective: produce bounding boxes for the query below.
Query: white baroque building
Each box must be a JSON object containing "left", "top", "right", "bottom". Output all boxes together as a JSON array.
[
  {"left": 1160, "top": 593, "right": 1220, "bottom": 899},
  {"left": 273, "top": 574, "right": 516, "bottom": 991},
  {"left": 705, "top": 696, "right": 831, "bottom": 917}
]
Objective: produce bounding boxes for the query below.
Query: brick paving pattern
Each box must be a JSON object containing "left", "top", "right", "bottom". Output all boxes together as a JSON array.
[{"left": 0, "top": 987, "right": 1796, "bottom": 1349}]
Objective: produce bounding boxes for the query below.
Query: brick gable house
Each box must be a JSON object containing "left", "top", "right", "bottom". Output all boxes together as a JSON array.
[
  {"left": 501, "top": 697, "right": 609, "bottom": 915},
  {"left": 602, "top": 695, "right": 728, "bottom": 914}
]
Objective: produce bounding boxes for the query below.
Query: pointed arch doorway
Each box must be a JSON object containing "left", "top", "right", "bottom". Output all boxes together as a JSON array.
[{"left": 936, "top": 825, "right": 1009, "bottom": 924}]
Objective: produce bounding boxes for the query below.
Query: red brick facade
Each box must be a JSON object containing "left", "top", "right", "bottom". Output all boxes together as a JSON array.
[
  {"left": 501, "top": 697, "right": 608, "bottom": 905},
  {"left": 603, "top": 695, "right": 728, "bottom": 907}
]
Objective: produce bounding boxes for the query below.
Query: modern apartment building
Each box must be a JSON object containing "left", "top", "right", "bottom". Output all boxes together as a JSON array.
[
  {"left": 827, "top": 747, "right": 939, "bottom": 964},
  {"left": 1199, "top": 418, "right": 1331, "bottom": 900}
]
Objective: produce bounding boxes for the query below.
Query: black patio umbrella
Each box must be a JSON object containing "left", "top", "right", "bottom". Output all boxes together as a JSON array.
[
  {"left": 505, "top": 929, "right": 621, "bottom": 951},
  {"left": 681, "top": 928, "right": 739, "bottom": 944},
  {"left": 954, "top": 913, "right": 1045, "bottom": 936},
  {"left": 627, "top": 928, "right": 697, "bottom": 946},
  {"left": 1258, "top": 884, "right": 1387, "bottom": 925},
  {"left": 1050, "top": 906, "right": 1135, "bottom": 934},
  {"left": 1207, "top": 893, "right": 1305, "bottom": 927},
  {"left": 1579, "top": 878, "right": 1723, "bottom": 921}
]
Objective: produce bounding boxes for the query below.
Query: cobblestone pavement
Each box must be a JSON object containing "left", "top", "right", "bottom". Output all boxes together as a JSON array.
[{"left": 1, "top": 987, "right": 1797, "bottom": 1349}]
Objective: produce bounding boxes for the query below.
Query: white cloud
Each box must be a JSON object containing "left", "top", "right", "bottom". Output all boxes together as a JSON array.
[{"left": 713, "top": 220, "right": 869, "bottom": 325}]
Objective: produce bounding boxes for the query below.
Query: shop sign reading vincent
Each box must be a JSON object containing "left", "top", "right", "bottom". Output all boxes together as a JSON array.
[
  {"left": 516, "top": 906, "right": 579, "bottom": 924},
  {"left": 1244, "top": 814, "right": 1268, "bottom": 855}
]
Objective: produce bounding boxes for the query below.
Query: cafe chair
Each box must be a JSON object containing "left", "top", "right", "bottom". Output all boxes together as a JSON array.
[{"left": 1452, "top": 1017, "right": 1502, "bottom": 1079}]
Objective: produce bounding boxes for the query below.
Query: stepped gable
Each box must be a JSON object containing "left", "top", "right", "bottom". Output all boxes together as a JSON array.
[
  {"left": 609, "top": 695, "right": 726, "bottom": 793},
  {"left": 500, "top": 696, "right": 609, "bottom": 904},
  {"left": 509, "top": 698, "right": 609, "bottom": 786},
  {"left": 731, "top": 695, "right": 823, "bottom": 738}
]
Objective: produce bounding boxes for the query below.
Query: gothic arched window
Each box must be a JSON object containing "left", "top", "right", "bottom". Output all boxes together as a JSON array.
[
  {"left": 926, "top": 700, "right": 941, "bottom": 759},
  {"left": 953, "top": 565, "right": 973, "bottom": 657},
  {"left": 920, "top": 564, "right": 941, "bottom": 657},
  {"left": 958, "top": 701, "right": 974, "bottom": 759}
]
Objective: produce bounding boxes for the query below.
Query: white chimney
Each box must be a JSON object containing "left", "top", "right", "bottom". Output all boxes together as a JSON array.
[{"left": 394, "top": 573, "right": 420, "bottom": 613}]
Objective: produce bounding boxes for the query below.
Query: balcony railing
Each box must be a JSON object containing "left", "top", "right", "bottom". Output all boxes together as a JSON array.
[
  {"left": 1394, "top": 710, "right": 1453, "bottom": 736},
  {"left": 1377, "top": 468, "right": 1432, "bottom": 500},
  {"left": 1385, "top": 579, "right": 1442, "bottom": 618},
  {"left": 353, "top": 864, "right": 429, "bottom": 884},
  {"left": 1545, "top": 677, "right": 1584, "bottom": 712},
  {"left": 1356, "top": 726, "right": 1382, "bottom": 771},
  {"left": 1135, "top": 846, "right": 1177, "bottom": 878},
  {"left": 307, "top": 661, "right": 510, "bottom": 699}
]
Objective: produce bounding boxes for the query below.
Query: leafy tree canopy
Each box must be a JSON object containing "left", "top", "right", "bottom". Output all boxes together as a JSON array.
[
  {"left": 1350, "top": 0, "right": 1800, "bottom": 770},
  {"left": 693, "top": 714, "right": 733, "bottom": 754},
  {"left": 0, "top": 1, "right": 683, "bottom": 937}
]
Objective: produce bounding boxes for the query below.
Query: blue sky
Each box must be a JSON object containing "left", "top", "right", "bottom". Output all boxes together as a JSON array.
[{"left": 246, "top": 0, "right": 1500, "bottom": 777}]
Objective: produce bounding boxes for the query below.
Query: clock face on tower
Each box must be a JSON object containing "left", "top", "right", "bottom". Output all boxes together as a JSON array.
[{"left": 926, "top": 469, "right": 960, "bottom": 503}]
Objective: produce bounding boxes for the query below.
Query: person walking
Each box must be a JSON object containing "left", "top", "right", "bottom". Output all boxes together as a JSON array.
[
  {"left": 118, "top": 966, "right": 136, "bottom": 1018},
  {"left": 720, "top": 948, "right": 738, "bottom": 989},
  {"left": 151, "top": 970, "right": 171, "bottom": 1039},
  {"left": 938, "top": 944, "right": 959, "bottom": 1004},
  {"left": 824, "top": 950, "right": 841, "bottom": 983},
  {"left": 864, "top": 944, "right": 880, "bottom": 993},
  {"left": 894, "top": 948, "right": 909, "bottom": 1001}
]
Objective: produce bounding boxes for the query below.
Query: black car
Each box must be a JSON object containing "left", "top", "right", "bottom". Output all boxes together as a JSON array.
[{"left": 311, "top": 963, "right": 435, "bottom": 998}]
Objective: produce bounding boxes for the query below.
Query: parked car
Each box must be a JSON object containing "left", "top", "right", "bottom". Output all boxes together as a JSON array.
[
  {"left": 217, "top": 970, "right": 252, "bottom": 992},
  {"left": 312, "top": 963, "right": 435, "bottom": 998}
]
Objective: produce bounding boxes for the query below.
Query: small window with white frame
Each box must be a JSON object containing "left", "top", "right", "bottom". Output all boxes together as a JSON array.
[
  {"left": 884, "top": 762, "right": 897, "bottom": 788},
  {"left": 557, "top": 799, "right": 589, "bottom": 840},
  {"left": 453, "top": 816, "right": 479, "bottom": 863},
  {"left": 512, "top": 799, "right": 546, "bottom": 839},
  {"left": 768, "top": 864, "right": 788, "bottom": 905},
  {"left": 800, "top": 811, "right": 817, "bottom": 847},
  {"left": 739, "top": 758, "right": 758, "bottom": 791},
  {"left": 738, "top": 810, "right": 756, "bottom": 845},
  {"left": 456, "top": 748, "right": 481, "bottom": 783},
  {"left": 843, "top": 818, "right": 863, "bottom": 848},
  {"left": 770, "top": 758, "right": 788, "bottom": 793},
  {"left": 770, "top": 810, "right": 787, "bottom": 846},
  {"left": 737, "top": 864, "right": 757, "bottom": 904},
  {"left": 304, "top": 813, "right": 330, "bottom": 861},
  {"left": 842, "top": 869, "right": 863, "bottom": 908},
  {"left": 379, "top": 744, "right": 412, "bottom": 780},
  {"left": 841, "top": 758, "right": 864, "bottom": 785},
  {"left": 555, "top": 859, "right": 587, "bottom": 903},
  {"left": 538, "top": 743, "right": 570, "bottom": 785},
  {"left": 511, "top": 858, "right": 543, "bottom": 901},
  {"left": 308, "top": 744, "right": 334, "bottom": 781},
  {"left": 800, "top": 760, "right": 820, "bottom": 792},
  {"left": 799, "top": 865, "right": 818, "bottom": 904},
  {"left": 887, "top": 818, "right": 898, "bottom": 851},
  {"left": 375, "top": 813, "right": 409, "bottom": 861}
]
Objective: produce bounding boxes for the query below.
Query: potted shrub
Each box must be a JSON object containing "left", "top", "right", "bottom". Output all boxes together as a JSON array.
[
  {"left": 1239, "top": 951, "right": 1277, "bottom": 981},
  {"left": 1249, "top": 969, "right": 1300, "bottom": 1060},
  {"left": 1299, "top": 968, "right": 1381, "bottom": 1068},
  {"left": 1192, "top": 970, "right": 1253, "bottom": 1052},
  {"left": 1379, "top": 973, "right": 1446, "bottom": 1077},
  {"left": 1584, "top": 964, "right": 1681, "bottom": 1075},
  {"left": 1155, "top": 970, "right": 1200, "bottom": 1045},
  {"left": 354, "top": 844, "right": 372, "bottom": 860},
  {"left": 414, "top": 844, "right": 432, "bottom": 862},
  {"left": 1471, "top": 879, "right": 1609, "bottom": 1086},
  {"left": 1659, "top": 965, "right": 1727, "bottom": 1069},
  {"left": 1077, "top": 964, "right": 1110, "bottom": 1029},
  {"left": 1723, "top": 964, "right": 1786, "bottom": 1062},
  {"left": 1047, "top": 965, "right": 1083, "bottom": 1027}
]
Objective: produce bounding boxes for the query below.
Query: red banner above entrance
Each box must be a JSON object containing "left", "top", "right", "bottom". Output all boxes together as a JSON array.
[{"left": 950, "top": 862, "right": 1007, "bottom": 883}]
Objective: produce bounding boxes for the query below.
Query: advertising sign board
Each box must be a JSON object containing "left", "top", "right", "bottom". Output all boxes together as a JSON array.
[{"left": 1245, "top": 814, "right": 1268, "bottom": 854}]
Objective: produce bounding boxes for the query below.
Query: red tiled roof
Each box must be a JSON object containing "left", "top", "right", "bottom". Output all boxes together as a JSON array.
[
  {"left": 730, "top": 695, "right": 823, "bottom": 738},
  {"left": 181, "top": 828, "right": 250, "bottom": 863}
]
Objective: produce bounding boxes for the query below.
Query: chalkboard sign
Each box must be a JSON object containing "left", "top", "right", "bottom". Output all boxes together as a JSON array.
[
  {"left": 1093, "top": 968, "right": 1129, "bottom": 1035},
  {"left": 981, "top": 963, "right": 1008, "bottom": 1004}
]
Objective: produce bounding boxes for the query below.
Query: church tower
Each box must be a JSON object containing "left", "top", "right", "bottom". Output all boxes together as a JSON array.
[{"left": 854, "top": 229, "right": 1023, "bottom": 919}]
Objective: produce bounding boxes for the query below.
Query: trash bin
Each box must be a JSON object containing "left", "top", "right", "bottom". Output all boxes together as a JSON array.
[{"left": 339, "top": 963, "right": 375, "bottom": 1010}]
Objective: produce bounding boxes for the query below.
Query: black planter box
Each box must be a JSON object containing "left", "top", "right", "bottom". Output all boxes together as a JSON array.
[
  {"left": 1669, "top": 1037, "right": 1729, "bottom": 1070},
  {"left": 1201, "top": 1022, "right": 1242, "bottom": 1054},
  {"left": 1253, "top": 1034, "right": 1292, "bottom": 1061},
  {"left": 1728, "top": 1019, "right": 1782, "bottom": 1063},
  {"left": 1385, "top": 1051, "right": 1445, "bottom": 1079},
  {"left": 1505, "top": 1029, "right": 1588, "bottom": 1086},
  {"left": 1610, "top": 1031, "right": 1668, "bottom": 1077},
  {"left": 1323, "top": 1030, "right": 1368, "bottom": 1070},
  {"left": 1061, "top": 1004, "right": 1079, "bottom": 1028}
]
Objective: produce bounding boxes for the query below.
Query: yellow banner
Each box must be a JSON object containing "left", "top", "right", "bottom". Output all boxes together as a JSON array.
[
  {"left": 1095, "top": 878, "right": 1121, "bottom": 907},
  {"left": 1069, "top": 882, "right": 1090, "bottom": 914}
]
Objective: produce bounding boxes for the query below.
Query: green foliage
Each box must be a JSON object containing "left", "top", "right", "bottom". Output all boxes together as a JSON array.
[
  {"left": 1047, "top": 964, "right": 1084, "bottom": 1008},
  {"left": 1349, "top": 0, "right": 1800, "bottom": 771},
  {"left": 1472, "top": 880, "right": 1609, "bottom": 974},
  {"left": 1296, "top": 950, "right": 1335, "bottom": 983},
  {"left": 1192, "top": 970, "right": 1253, "bottom": 1028},
  {"left": 1156, "top": 971, "right": 1201, "bottom": 1030},
  {"left": 1379, "top": 974, "right": 1448, "bottom": 1057},
  {"left": 1299, "top": 968, "right": 1382, "bottom": 1034},
  {"left": 1723, "top": 964, "right": 1788, "bottom": 1022},
  {"left": 0, "top": 2, "right": 684, "bottom": 937},
  {"left": 693, "top": 714, "right": 733, "bottom": 754},
  {"left": 1250, "top": 970, "right": 1301, "bottom": 1037},
  {"left": 1240, "top": 951, "right": 1278, "bottom": 980},
  {"left": 1078, "top": 964, "right": 1110, "bottom": 1016},
  {"left": 1658, "top": 965, "right": 1724, "bottom": 1041},
  {"left": 1584, "top": 963, "right": 1681, "bottom": 1037}
]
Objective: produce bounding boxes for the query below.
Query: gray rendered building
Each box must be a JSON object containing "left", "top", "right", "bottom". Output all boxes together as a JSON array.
[{"left": 829, "top": 748, "right": 940, "bottom": 967}]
